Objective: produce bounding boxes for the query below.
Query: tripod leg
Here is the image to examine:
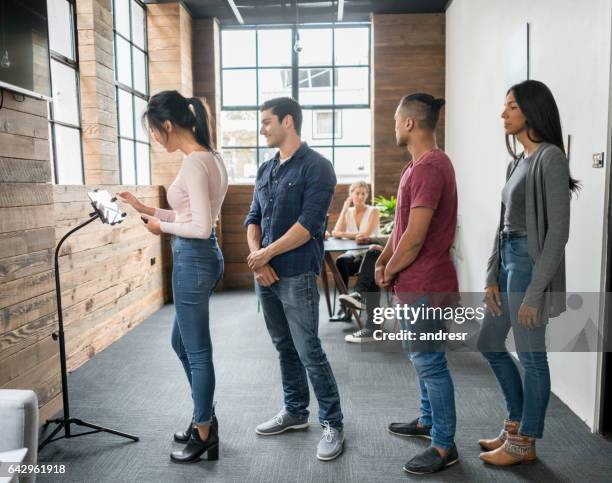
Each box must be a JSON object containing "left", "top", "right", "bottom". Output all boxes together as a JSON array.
[
  {"left": 39, "top": 421, "right": 65, "bottom": 451},
  {"left": 73, "top": 419, "right": 139, "bottom": 442}
]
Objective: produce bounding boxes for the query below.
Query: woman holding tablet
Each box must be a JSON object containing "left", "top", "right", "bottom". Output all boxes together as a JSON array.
[{"left": 119, "top": 90, "right": 228, "bottom": 464}]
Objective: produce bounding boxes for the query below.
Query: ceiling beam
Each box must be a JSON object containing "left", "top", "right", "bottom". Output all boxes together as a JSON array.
[
  {"left": 226, "top": 0, "right": 244, "bottom": 24},
  {"left": 337, "top": 0, "right": 344, "bottom": 21}
]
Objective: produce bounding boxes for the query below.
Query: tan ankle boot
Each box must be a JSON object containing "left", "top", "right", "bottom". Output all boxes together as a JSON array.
[
  {"left": 479, "top": 433, "right": 537, "bottom": 466},
  {"left": 478, "top": 419, "right": 519, "bottom": 451}
]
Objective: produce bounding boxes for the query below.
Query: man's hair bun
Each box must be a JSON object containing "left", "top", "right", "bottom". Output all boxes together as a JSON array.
[{"left": 432, "top": 98, "right": 446, "bottom": 110}]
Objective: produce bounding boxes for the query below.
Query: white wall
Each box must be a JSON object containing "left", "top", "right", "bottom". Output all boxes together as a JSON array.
[{"left": 446, "top": 0, "right": 612, "bottom": 429}]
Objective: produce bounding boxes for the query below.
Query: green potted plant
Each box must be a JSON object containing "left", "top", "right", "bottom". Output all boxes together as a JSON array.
[{"left": 373, "top": 195, "right": 397, "bottom": 235}]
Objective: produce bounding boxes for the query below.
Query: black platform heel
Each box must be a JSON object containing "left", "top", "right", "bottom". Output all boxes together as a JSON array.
[
  {"left": 174, "top": 403, "right": 218, "bottom": 443},
  {"left": 170, "top": 423, "right": 219, "bottom": 463},
  {"left": 206, "top": 442, "right": 219, "bottom": 461}
]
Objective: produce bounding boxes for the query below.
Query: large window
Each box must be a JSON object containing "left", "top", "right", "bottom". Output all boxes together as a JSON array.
[
  {"left": 112, "top": 0, "right": 150, "bottom": 185},
  {"left": 220, "top": 25, "right": 371, "bottom": 183},
  {"left": 47, "top": 0, "right": 84, "bottom": 184}
]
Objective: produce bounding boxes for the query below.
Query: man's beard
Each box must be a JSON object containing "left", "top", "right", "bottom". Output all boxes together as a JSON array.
[{"left": 267, "top": 133, "right": 282, "bottom": 148}]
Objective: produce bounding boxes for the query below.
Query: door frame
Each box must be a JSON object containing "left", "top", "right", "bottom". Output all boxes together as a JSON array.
[{"left": 596, "top": 8, "right": 612, "bottom": 434}]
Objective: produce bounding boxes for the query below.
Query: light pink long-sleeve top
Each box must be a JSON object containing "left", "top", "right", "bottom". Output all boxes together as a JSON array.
[{"left": 154, "top": 150, "right": 228, "bottom": 239}]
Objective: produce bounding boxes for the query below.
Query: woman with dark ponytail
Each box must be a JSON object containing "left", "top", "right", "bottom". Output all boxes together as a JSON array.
[
  {"left": 478, "top": 80, "right": 579, "bottom": 466},
  {"left": 118, "top": 90, "right": 228, "bottom": 463}
]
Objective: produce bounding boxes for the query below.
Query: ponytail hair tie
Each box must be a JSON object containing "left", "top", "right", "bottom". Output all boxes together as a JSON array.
[{"left": 186, "top": 98, "right": 196, "bottom": 116}]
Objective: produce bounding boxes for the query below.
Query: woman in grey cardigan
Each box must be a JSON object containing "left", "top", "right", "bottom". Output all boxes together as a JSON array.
[{"left": 477, "top": 80, "right": 580, "bottom": 466}]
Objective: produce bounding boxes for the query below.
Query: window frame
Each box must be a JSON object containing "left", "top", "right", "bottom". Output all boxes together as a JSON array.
[
  {"left": 112, "top": 0, "right": 151, "bottom": 185},
  {"left": 219, "top": 23, "right": 371, "bottom": 183},
  {"left": 47, "top": 0, "right": 85, "bottom": 185},
  {"left": 312, "top": 109, "right": 341, "bottom": 140}
]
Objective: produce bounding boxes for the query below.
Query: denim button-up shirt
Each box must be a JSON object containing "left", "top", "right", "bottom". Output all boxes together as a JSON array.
[{"left": 244, "top": 142, "right": 337, "bottom": 277}]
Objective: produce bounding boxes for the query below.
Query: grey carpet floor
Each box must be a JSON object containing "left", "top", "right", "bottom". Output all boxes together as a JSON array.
[{"left": 38, "top": 290, "right": 612, "bottom": 482}]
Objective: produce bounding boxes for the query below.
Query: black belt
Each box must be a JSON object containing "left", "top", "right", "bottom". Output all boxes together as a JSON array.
[{"left": 499, "top": 231, "right": 527, "bottom": 239}]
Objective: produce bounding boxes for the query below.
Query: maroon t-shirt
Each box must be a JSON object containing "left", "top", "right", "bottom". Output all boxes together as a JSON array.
[{"left": 392, "top": 148, "right": 459, "bottom": 301}]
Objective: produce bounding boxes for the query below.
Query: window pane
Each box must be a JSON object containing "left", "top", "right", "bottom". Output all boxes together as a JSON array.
[
  {"left": 258, "top": 29, "right": 292, "bottom": 67},
  {"left": 136, "top": 143, "right": 150, "bottom": 184},
  {"left": 335, "top": 67, "right": 368, "bottom": 105},
  {"left": 312, "top": 110, "right": 339, "bottom": 140},
  {"left": 221, "top": 30, "right": 256, "bottom": 67},
  {"left": 53, "top": 125, "right": 83, "bottom": 184},
  {"left": 258, "top": 69, "right": 292, "bottom": 104},
  {"left": 115, "top": 34, "right": 132, "bottom": 87},
  {"left": 298, "top": 69, "right": 333, "bottom": 105},
  {"left": 302, "top": 110, "right": 333, "bottom": 147},
  {"left": 257, "top": 110, "right": 266, "bottom": 148},
  {"left": 47, "top": 0, "right": 73, "bottom": 60},
  {"left": 50, "top": 59, "right": 79, "bottom": 125},
  {"left": 221, "top": 148, "right": 257, "bottom": 183},
  {"left": 114, "top": 0, "right": 131, "bottom": 39},
  {"left": 258, "top": 147, "right": 277, "bottom": 165},
  {"left": 221, "top": 110, "right": 256, "bottom": 147},
  {"left": 131, "top": 0, "right": 146, "bottom": 49},
  {"left": 117, "top": 89, "right": 134, "bottom": 138},
  {"left": 298, "top": 28, "right": 332, "bottom": 66},
  {"left": 222, "top": 70, "right": 257, "bottom": 106},
  {"left": 335, "top": 108, "right": 371, "bottom": 146},
  {"left": 334, "top": 28, "right": 369, "bottom": 66},
  {"left": 133, "top": 47, "right": 147, "bottom": 94},
  {"left": 311, "top": 147, "right": 333, "bottom": 164},
  {"left": 334, "top": 147, "right": 370, "bottom": 180},
  {"left": 134, "top": 96, "right": 148, "bottom": 141},
  {"left": 120, "top": 139, "right": 136, "bottom": 184}
]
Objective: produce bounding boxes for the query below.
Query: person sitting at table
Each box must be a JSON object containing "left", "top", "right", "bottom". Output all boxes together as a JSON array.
[{"left": 329, "top": 181, "right": 380, "bottom": 322}]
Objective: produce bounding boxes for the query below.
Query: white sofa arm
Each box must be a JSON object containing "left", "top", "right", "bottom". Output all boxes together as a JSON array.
[{"left": 0, "top": 390, "right": 38, "bottom": 483}]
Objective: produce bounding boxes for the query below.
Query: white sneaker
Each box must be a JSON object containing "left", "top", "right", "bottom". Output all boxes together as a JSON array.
[
  {"left": 345, "top": 328, "right": 375, "bottom": 343},
  {"left": 339, "top": 292, "right": 366, "bottom": 310}
]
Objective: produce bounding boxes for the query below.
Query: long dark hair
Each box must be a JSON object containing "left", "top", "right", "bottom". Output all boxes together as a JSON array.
[
  {"left": 143, "top": 90, "right": 215, "bottom": 151},
  {"left": 506, "top": 80, "right": 580, "bottom": 194}
]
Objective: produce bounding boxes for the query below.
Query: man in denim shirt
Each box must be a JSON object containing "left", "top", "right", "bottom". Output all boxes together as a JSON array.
[{"left": 245, "top": 97, "right": 345, "bottom": 461}]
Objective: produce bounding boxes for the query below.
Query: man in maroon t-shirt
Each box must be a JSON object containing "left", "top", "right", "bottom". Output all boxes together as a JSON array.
[{"left": 375, "top": 93, "right": 459, "bottom": 475}]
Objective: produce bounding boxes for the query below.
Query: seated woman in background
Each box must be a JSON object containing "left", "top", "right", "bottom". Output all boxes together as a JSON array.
[{"left": 329, "top": 181, "right": 380, "bottom": 322}]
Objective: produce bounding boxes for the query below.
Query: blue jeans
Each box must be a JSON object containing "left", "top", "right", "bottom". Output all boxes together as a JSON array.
[
  {"left": 399, "top": 297, "right": 456, "bottom": 450},
  {"left": 171, "top": 233, "right": 224, "bottom": 425},
  {"left": 478, "top": 234, "right": 550, "bottom": 438},
  {"left": 256, "top": 271, "right": 344, "bottom": 429}
]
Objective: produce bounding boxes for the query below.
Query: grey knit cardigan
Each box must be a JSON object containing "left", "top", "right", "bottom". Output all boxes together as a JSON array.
[{"left": 486, "top": 142, "right": 571, "bottom": 320}]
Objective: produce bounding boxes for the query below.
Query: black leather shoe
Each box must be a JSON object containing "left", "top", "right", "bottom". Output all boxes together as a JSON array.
[
  {"left": 174, "top": 404, "right": 218, "bottom": 443},
  {"left": 329, "top": 308, "right": 351, "bottom": 322},
  {"left": 403, "top": 444, "right": 459, "bottom": 474},
  {"left": 388, "top": 418, "right": 432, "bottom": 439},
  {"left": 170, "top": 424, "right": 219, "bottom": 463}
]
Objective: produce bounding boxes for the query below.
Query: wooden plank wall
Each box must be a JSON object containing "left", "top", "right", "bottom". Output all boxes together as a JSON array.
[
  {"left": 148, "top": 2, "right": 193, "bottom": 188},
  {"left": 193, "top": 18, "right": 220, "bottom": 146},
  {"left": 372, "top": 14, "right": 445, "bottom": 198},
  {"left": 1, "top": 0, "right": 171, "bottom": 426},
  {"left": 0, "top": 93, "right": 62, "bottom": 423},
  {"left": 52, "top": 185, "right": 166, "bottom": 373},
  {"left": 0, "top": 100, "right": 167, "bottom": 424},
  {"left": 147, "top": 2, "right": 195, "bottom": 297},
  {"left": 221, "top": 183, "right": 352, "bottom": 290},
  {"left": 77, "top": 0, "right": 120, "bottom": 184}
]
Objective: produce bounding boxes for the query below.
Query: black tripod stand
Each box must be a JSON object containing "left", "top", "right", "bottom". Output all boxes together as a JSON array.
[{"left": 39, "top": 192, "right": 138, "bottom": 451}]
